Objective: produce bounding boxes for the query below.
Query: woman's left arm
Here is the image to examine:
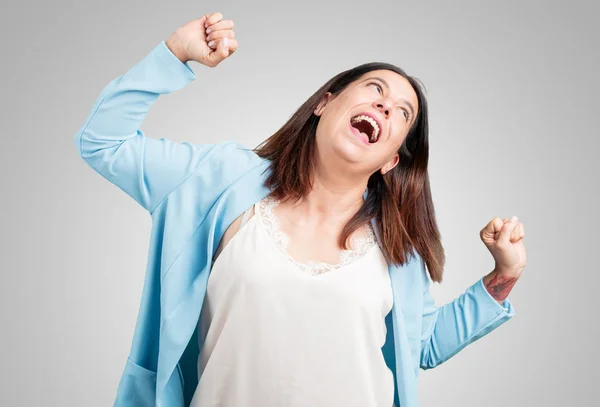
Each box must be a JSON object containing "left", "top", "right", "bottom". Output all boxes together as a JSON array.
[{"left": 420, "top": 216, "right": 526, "bottom": 370}]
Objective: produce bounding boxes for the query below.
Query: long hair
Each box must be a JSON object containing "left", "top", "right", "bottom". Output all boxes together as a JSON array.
[{"left": 253, "top": 62, "right": 445, "bottom": 283}]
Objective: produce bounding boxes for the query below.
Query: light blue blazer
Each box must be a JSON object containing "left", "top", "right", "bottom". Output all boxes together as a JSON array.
[{"left": 73, "top": 40, "right": 516, "bottom": 407}]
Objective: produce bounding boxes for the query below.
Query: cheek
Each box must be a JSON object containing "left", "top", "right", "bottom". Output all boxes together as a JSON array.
[
  {"left": 315, "top": 116, "right": 342, "bottom": 144},
  {"left": 323, "top": 110, "right": 348, "bottom": 134},
  {"left": 389, "top": 127, "right": 409, "bottom": 147}
]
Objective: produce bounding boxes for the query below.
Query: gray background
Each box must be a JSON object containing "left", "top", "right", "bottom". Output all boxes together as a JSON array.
[{"left": 1, "top": 0, "right": 598, "bottom": 405}]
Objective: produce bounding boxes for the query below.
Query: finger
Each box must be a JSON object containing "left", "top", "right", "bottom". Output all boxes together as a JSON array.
[
  {"left": 511, "top": 222, "right": 525, "bottom": 243},
  {"left": 498, "top": 216, "right": 519, "bottom": 245},
  {"left": 497, "top": 218, "right": 509, "bottom": 238},
  {"left": 206, "top": 29, "right": 235, "bottom": 45},
  {"left": 204, "top": 12, "right": 223, "bottom": 28},
  {"left": 481, "top": 217, "right": 504, "bottom": 240},
  {"left": 494, "top": 217, "right": 513, "bottom": 240},
  {"left": 510, "top": 222, "right": 520, "bottom": 242},
  {"left": 205, "top": 19, "right": 234, "bottom": 35},
  {"left": 519, "top": 222, "right": 525, "bottom": 239}
]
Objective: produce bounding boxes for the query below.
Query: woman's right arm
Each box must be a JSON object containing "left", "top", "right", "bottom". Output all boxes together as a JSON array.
[
  {"left": 72, "top": 13, "right": 238, "bottom": 213},
  {"left": 73, "top": 40, "right": 212, "bottom": 213}
]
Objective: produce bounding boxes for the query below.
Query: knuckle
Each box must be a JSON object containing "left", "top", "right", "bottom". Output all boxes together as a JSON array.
[{"left": 207, "top": 12, "right": 220, "bottom": 24}]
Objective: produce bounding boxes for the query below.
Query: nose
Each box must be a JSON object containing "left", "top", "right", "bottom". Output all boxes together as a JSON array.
[{"left": 374, "top": 100, "right": 392, "bottom": 118}]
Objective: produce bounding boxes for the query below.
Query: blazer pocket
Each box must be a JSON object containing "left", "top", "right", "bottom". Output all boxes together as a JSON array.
[
  {"left": 125, "top": 357, "right": 158, "bottom": 377},
  {"left": 114, "top": 358, "right": 157, "bottom": 407}
]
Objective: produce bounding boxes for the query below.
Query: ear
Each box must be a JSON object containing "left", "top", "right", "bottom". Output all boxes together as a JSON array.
[
  {"left": 314, "top": 92, "right": 332, "bottom": 116},
  {"left": 380, "top": 153, "right": 399, "bottom": 175}
]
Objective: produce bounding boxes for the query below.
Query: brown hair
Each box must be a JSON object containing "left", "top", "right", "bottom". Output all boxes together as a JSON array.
[{"left": 253, "top": 62, "right": 445, "bottom": 283}]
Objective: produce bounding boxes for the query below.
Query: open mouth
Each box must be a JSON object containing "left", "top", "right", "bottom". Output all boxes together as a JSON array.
[{"left": 350, "top": 114, "right": 380, "bottom": 143}]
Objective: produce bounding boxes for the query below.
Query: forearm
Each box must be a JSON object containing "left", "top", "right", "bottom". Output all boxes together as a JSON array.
[
  {"left": 74, "top": 41, "right": 195, "bottom": 157},
  {"left": 483, "top": 269, "right": 519, "bottom": 304},
  {"left": 420, "top": 273, "right": 516, "bottom": 369},
  {"left": 72, "top": 40, "right": 199, "bottom": 212}
]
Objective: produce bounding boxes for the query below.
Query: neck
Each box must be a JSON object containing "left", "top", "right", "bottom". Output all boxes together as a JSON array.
[{"left": 294, "top": 159, "right": 369, "bottom": 224}]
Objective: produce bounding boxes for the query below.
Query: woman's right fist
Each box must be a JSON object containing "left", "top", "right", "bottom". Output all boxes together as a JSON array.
[{"left": 166, "top": 12, "right": 238, "bottom": 68}]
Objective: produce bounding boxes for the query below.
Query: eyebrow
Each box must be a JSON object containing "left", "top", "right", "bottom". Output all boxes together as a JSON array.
[{"left": 361, "top": 76, "right": 416, "bottom": 121}]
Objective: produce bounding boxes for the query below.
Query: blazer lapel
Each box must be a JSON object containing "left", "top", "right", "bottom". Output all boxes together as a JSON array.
[
  {"left": 156, "top": 160, "right": 272, "bottom": 396},
  {"left": 370, "top": 212, "right": 420, "bottom": 407},
  {"left": 388, "top": 262, "right": 419, "bottom": 407}
]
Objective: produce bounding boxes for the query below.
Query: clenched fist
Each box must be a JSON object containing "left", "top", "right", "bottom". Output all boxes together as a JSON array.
[
  {"left": 166, "top": 12, "right": 238, "bottom": 67},
  {"left": 480, "top": 216, "right": 527, "bottom": 279}
]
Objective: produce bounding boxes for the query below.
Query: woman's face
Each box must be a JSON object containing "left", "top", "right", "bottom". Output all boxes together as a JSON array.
[{"left": 314, "top": 69, "right": 419, "bottom": 176}]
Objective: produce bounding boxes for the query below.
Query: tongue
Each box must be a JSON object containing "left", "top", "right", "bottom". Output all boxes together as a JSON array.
[
  {"left": 351, "top": 121, "right": 372, "bottom": 143},
  {"left": 353, "top": 127, "right": 370, "bottom": 142}
]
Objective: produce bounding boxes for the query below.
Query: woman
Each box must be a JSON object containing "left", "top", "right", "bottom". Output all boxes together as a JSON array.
[{"left": 73, "top": 12, "right": 526, "bottom": 407}]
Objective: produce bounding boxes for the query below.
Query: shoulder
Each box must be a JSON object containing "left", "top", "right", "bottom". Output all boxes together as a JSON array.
[
  {"left": 206, "top": 140, "right": 268, "bottom": 171},
  {"left": 180, "top": 140, "right": 271, "bottom": 199},
  {"left": 151, "top": 139, "right": 269, "bottom": 220}
]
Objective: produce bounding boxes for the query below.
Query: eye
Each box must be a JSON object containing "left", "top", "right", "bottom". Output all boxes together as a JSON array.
[
  {"left": 368, "top": 82, "right": 383, "bottom": 94},
  {"left": 400, "top": 109, "right": 409, "bottom": 121}
]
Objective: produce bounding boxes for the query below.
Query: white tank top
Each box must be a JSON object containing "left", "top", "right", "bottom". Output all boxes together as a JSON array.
[{"left": 190, "top": 195, "right": 395, "bottom": 407}]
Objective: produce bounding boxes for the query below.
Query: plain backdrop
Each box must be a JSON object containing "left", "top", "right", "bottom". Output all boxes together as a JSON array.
[{"left": 1, "top": 0, "right": 598, "bottom": 406}]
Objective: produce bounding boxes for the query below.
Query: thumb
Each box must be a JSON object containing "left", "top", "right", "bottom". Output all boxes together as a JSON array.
[
  {"left": 218, "top": 37, "right": 230, "bottom": 58},
  {"left": 498, "top": 216, "right": 519, "bottom": 245},
  {"left": 207, "top": 38, "right": 229, "bottom": 65}
]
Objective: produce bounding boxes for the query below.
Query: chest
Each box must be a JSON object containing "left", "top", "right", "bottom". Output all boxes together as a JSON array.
[
  {"left": 215, "top": 195, "right": 378, "bottom": 269},
  {"left": 207, "top": 207, "right": 394, "bottom": 326}
]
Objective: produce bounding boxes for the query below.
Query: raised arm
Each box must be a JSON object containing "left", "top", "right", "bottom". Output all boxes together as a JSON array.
[
  {"left": 73, "top": 13, "right": 238, "bottom": 213},
  {"left": 419, "top": 260, "right": 516, "bottom": 370},
  {"left": 73, "top": 40, "right": 207, "bottom": 212},
  {"left": 419, "top": 215, "right": 525, "bottom": 370}
]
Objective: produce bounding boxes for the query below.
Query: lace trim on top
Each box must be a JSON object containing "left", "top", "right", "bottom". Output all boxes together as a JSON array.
[{"left": 258, "top": 195, "right": 378, "bottom": 276}]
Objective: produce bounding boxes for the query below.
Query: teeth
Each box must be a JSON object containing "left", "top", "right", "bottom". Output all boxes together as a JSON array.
[{"left": 351, "top": 115, "right": 380, "bottom": 142}]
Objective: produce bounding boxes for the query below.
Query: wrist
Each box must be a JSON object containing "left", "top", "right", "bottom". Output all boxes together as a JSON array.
[
  {"left": 165, "top": 32, "right": 189, "bottom": 63},
  {"left": 483, "top": 269, "right": 519, "bottom": 304},
  {"left": 494, "top": 263, "right": 524, "bottom": 278}
]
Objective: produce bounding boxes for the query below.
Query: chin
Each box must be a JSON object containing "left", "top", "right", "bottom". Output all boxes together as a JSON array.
[
  {"left": 330, "top": 137, "right": 368, "bottom": 164},
  {"left": 315, "top": 130, "right": 369, "bottom": 166}
]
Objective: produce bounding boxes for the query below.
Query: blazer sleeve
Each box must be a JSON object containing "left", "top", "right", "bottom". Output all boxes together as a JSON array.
[
  {"left": 73, "top": 40, "right": 217, "bottom": 213},
  {"left": 419, "top": 258, "right": 516, "bottom": 370}
]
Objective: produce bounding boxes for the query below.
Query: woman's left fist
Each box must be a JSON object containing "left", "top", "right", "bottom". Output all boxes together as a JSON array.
[{"left": 480, "top": 216, "right": 527, "bottom": 278}]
